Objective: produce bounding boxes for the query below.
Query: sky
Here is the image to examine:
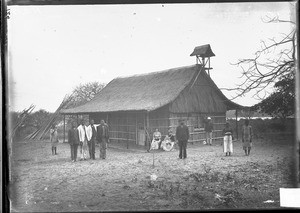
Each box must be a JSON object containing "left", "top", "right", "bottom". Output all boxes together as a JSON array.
[{"left": 7, "top": 2, "right": 295, "bottom": 112}]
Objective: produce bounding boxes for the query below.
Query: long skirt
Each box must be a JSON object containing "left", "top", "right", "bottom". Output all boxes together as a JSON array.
[
  {"left": 243, "top": 138, "right": 252, "bottom": 150},
  {"left": 161, "top": 138, "right": 174, "bottom": 152},
  {"left": 223, "top": 135, "right": 233, "bottom": 153},
  {"left": 150, "top": 139, "right": 160, "bottom": 150}
]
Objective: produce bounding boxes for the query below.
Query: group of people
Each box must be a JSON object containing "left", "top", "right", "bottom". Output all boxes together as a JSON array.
[
  {"left": 149, "top": 118, "right": 253, "bottom": 159},
  {"left": 150, "top": 128, "right": 176, "bottom": 151},
  {"left": 50, "top": 117, "right": 253, "bottom": 161},
  {"left": 50, "top": 119, "right": 110, "bottom": 162},
  {"left": 222, "top": 119, "right": 253, "bottom": 156}
]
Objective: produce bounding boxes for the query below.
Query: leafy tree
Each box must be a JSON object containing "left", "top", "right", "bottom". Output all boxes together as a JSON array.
[
  {"left": 252, "top": 72, "right": 295, "bottom": 119},
  {"left": 66, "top": 81, "right": 106, "bottom": 109},
  {"left": 24, "top": 109, "right": 53, "bottom": 129}
]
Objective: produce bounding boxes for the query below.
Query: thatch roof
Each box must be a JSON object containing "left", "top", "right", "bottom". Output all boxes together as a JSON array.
[{"left": 60, "top": 64, "right": 242, "bottom": 114}]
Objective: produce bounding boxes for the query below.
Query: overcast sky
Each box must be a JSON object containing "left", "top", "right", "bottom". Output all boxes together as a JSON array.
[{"left": 7, "top": 2, "right": 295, "bottom": 112}]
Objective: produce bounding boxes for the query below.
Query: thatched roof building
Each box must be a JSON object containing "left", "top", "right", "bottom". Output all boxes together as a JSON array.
[
  {"left": 61, "top": 64, "right": 242, "bottom": 147},
  {"left": 61, "top": 64, "right": 241, "bottom": 114}
]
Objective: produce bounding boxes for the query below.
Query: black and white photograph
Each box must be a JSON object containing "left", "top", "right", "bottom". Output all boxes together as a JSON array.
[{"left": 4, "top": 0, "right": 299, "bottom": 211}]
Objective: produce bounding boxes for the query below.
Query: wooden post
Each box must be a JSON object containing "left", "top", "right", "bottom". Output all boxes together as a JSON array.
[
  {"left": 208, "top": 57, "right": 210, "bottom": 76},
  {"left": 152, "top": 152, "right": 155, "bottom": 168},
  {"left": 294, "top": 57, "right": 300, "bottom": 187},
  {"left": 76, "top": 114, "right": 79, "bottom": 126},
  {"left": 235, "top": 109, "right": 238, "bottom": 139},
  {"left": 63, "top": 114, "right": 66, "bottom": 143}
]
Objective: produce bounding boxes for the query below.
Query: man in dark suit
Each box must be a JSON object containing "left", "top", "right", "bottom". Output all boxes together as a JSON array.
[
  {"left": 68, "top": 122, "right": 79, "bottom": 162},
  {"left": 96, "top": 119, "right": 109, "bottom": 159},
  {"left": 176, "top": 119, "right": 189, "bottom": 159},
  {"left": 87, "top": 119, "right": 97, "bottom": 160}
]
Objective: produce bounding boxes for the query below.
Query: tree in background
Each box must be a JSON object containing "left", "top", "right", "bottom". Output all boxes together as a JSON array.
[
  {"left": 24, "top": 109, "right": 53, "bottom": 129},
  {"left": 252, "top": 72, "right": 295, "bottom": 120},
  {"left": 223, "top": 14, "right": 296, "bottom": 119},
  {"left": 66, "top": 81, "right": 106, "bottom": 109},
  {"left": 13, "top": 82, "right": 106, "bottom": 140},
  {"left": 60, "top": 81, "right": 106, "bottom": 125},
  {"left": 10, "top": 108, "right": 52, "bottom": 141}
]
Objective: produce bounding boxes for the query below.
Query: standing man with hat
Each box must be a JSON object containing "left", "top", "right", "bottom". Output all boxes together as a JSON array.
[{"left": 176, "top": 119, "right": 189, "bottom": 159}]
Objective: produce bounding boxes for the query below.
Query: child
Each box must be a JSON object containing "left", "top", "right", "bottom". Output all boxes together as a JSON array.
[
  {"left": 50, "top": 124, "right": 59, "bottom": 155},
  {"left": 242, "top": 119, "right": 253, "bottom": 156},
  {"left": 223, "top": 122, "right": 234, "bottom": 156},
  {"left": 205, "top": 117, "right": 213, "bottom": 145}
]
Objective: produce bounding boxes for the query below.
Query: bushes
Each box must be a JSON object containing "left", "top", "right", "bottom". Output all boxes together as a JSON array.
[{"left": 227, "top": 118, "right": 295, "bottom": 140}]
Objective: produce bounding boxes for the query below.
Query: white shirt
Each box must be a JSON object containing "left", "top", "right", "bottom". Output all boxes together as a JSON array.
[
  {"left": 85, "top": 125, "right": 92, "bottom": 141},
  {"left": 77, "top": 125, "right": 86, "bottom": 142}
]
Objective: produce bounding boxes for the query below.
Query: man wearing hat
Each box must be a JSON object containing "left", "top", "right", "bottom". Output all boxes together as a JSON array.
[
  {"left": 205, "top": 117, "right": 213, "bottom": 145},
  {"left": 176, "top": 119, "right": 189, "bottom": 159}
]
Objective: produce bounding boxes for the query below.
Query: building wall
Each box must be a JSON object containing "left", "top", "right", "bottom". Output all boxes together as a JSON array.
[
  {"left": 169, "top": 112, "right": 226, "bottom": 143},
  {"left": 169, "top": 71, "right": 228, "bottom": 114},
  {"left": 90, "top": 111, "right": 145, "bottom": 145},
  {"left": 89, "top": 109, "right": 226, "bottom": 145},
  {"left": 148, "top": 105, "right": 170, "bottom": 139},
  {"left": 167, "top": 70, "right": 227, "bottom": 143}
]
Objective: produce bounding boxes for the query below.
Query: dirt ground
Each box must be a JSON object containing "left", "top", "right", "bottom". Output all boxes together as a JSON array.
[{"left": 9, "top": 138, "right": 294, "bottom": 212}]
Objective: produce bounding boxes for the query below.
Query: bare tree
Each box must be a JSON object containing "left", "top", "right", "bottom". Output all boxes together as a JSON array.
[{"left": 221, "top": 15, "right": 296, "bottom": 101}]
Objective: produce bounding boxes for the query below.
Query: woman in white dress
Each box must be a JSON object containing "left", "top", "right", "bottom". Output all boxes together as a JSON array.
[
  {"left": 161, "top": 128, "right": 175, "bottom": 151},
  {"left": 222, "top": 122, "right": 234, "bottom": 156},
  {"left": 150, "top": 129, "right": 161, "bottom": 150}
]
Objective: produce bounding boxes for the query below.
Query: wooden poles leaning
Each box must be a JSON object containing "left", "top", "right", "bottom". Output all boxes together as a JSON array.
[
  {"left": 10, "top": 104, "right": 35, "bottom": 141},
  {"left": 25, "top": 94, "right": 74, "bottom": 141}
]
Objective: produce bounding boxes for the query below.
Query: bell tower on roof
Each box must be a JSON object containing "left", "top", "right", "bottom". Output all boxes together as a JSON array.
[{"left": 190, "top": 44, "right": 215, "bottom": 76}]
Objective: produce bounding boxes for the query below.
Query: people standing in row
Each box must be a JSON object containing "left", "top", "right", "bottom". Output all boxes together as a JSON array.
[
  {"left": 97, "top": 119, "right": 109, "bottom": 159},
  {"left": 223, "top": 122, "right": 234, "bottom": 156},
  {"left": 242, "top": 119, "right": 253, "bottom": 156},
  {"left": 68, "top": 122, "right": 79, "bottom": 162},
  {"left": 50, "top": 124, "right": 59, "bottom": 155},
  {"left": 205, "top": 117, "right": 213, "bottom": 145},
  {"left": 78, "top": 120, "right": 88, "bottom": 160},
  {"left": 176, "top": 119, "right": 189, "bottom": 159}
]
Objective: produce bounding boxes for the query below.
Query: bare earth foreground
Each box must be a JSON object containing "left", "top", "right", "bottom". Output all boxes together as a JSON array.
[{"left": 10, "top": 138, "right": 294, "bottom": 212}]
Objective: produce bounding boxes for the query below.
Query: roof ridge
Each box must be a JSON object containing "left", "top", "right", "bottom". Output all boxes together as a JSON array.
[{"left": 114, "top": 64, "right": 201, "bottom": 79}]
